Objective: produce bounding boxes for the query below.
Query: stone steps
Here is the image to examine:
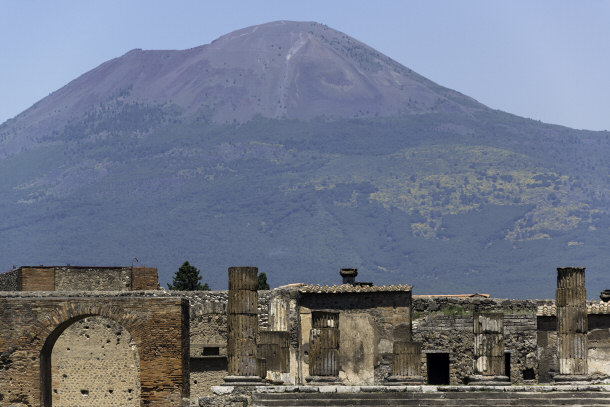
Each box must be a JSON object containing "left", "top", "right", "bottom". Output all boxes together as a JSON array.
[{"left": 252, "top": 392, "right": 610, "bottom": 407}]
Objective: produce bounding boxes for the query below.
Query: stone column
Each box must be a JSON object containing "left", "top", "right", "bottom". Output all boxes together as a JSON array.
[
  {"left": 467, "top": 312, "right": 510, "bottom": 385},
  {"left": 224, "top": 266, "right": 263, "bottom": 385},
  {"left": 555, "top": 267, "right": 591, "bottom": 383},
  {"left": 306, "top": 311, "right": 341, "bottom": 384},
  {"left": 387, "top": 341, "right": 425, "bottom": 384}
]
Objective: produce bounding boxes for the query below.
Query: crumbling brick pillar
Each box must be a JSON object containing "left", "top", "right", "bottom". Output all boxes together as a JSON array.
[
  {"left": 467, "top": 312, "right": 509, "bottom": 385},
  {"left": 555, "top": 267, "right": 591, "bottom": 383},
  {"left": 306, "top": 311, "right": 341, "bottom": 384},
  {"left": 224, "top": 266, "right": 263, "bottom": 385}
]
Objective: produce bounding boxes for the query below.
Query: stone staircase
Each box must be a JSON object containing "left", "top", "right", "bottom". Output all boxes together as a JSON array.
[{"left": 252, "top": 390, "right": 610, "bottom": 407}]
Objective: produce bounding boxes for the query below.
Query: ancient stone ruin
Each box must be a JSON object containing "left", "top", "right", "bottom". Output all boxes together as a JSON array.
[{"left": 1, "top": 265, "right": 610, "bottom": 406}]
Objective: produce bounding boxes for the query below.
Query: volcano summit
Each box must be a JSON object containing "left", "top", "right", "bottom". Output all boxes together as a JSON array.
[{"left": 1, "top": 21, "right": 609, "bottom": 297}]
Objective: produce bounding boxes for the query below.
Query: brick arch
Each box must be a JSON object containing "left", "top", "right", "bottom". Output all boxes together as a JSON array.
[
  {"left": 0, "top": 296, "right": 189, "bottom": 407},
  {"left": 36, "top": 303, "right": 144, "bottom": 406}
]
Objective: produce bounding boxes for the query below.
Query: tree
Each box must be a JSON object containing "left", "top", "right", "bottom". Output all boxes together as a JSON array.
[
  {"left": 168, "top": 261, "right": 210, "bottom": 290},
  {"left": 257, "top": 272, "right": 270, "bottom": 290}
]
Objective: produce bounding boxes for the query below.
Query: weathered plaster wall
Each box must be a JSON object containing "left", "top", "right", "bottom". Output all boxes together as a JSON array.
[
  {"left": 298, "top": 291, "right": 412, "bottom": 385},
  {"left": 52, "top": 316, "right": 140, "bottom": 406},
  {"left": 338, "top": 313, "right": 376, "bottom": 384}
]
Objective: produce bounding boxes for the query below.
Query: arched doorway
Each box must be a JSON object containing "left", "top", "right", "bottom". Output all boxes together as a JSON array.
[
  {"left": 0, "top": 296, "right": 188, "bottom": 406},
  {"left": 41, "top": 315, "right": 141, "bottom": 406}
]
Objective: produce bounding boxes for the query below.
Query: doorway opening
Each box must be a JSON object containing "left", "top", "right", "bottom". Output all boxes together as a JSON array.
[
  {"left": 504, "top": 351, "right": 511, "bottom": 378},
  {"left": 426, "top": 353, "right": 450, "bottom": 385}
]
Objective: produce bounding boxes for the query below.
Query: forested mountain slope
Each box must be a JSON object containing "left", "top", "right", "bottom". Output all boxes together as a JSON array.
[{"left": 1, "top": 21, "right": 608, "bottom": 297}]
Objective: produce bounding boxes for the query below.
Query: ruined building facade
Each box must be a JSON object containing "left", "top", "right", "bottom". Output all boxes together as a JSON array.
[{"left": 1, "top": 265, "right": 609, "bottom": 406}]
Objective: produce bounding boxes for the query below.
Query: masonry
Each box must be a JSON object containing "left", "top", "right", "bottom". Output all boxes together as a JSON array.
[
  {"left": 0, "top": 292, "right": 189, "bottom": 406},
  {"left": 0, "top": 266, "right": 158, "bottom": 291},
  {"left": 2, "top": 265, "right": 610, "bottom": 407}
]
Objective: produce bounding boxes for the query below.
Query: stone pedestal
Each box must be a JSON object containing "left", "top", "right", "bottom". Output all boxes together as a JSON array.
[
  {"left": 386, "top": 341, "right": 424, "bottom": 385},
  {"left": 467, "top": 312, "right": 510, "bottom": 385},
  {"left": 224, "top": 266, "right": 264, "bottom": 385},
  {"left": 306, "top": 311, "right": 342, "bottom": 385},
  {"left": 554, "top": 267, "right": 593, "bottom": 384}
]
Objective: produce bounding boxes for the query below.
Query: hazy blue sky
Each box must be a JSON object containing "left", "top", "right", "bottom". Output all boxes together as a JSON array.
[{"left": 1, "top": 1, "right": 609, "bottom": 130}]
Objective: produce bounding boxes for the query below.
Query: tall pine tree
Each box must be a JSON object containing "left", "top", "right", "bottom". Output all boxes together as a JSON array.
[{"left": 168, "top": 261, "right": 210, "bottom": 290}]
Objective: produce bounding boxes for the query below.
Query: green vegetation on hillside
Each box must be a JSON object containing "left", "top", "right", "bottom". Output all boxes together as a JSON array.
[{"left": 1, "top": 105, "right": 609, "bottom": 298}]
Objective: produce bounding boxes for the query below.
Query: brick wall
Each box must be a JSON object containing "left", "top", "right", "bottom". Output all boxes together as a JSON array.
[
  {"left": 52, "top": 316, "right": 141, "bottom": 406},
  {"left": 131, "top": 267, "right": 159, "bottom": 290},
  {"left": 0, "top": 293, "right": 188, "bottom": 406},
  {"left": 20, "top": 267, "right": 55, "bottom": 290}
]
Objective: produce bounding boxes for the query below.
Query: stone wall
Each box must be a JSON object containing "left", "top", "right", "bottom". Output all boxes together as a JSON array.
[
  {"left": 0, "top": 268, "right": 19, "bottom": 290},
  {"left": 54, "top": 266, "right": 132, "bottom": 291},
  {"left": 412, "top": 297, "right": 543, "bottom": 384},
  {"left": 182, "top": 290, "right": 271, "bottom": 403}
]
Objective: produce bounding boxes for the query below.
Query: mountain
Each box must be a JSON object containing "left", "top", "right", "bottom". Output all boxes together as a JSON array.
[
  {"left": 1, "top": 21, "right": 609, "bottom": 298},
  {"left": 0, "top": 21, "right": 482, "bottom": 157}
]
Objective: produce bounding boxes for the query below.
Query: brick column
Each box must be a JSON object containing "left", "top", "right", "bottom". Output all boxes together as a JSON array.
[
  {"left": 306, "top": 311, "right": 341, "bottom": 384},
  {"left": 224, "top": 266, "right": 263, "bottom": 385},
  {"left": 555, "top": 267, "right": 591, "bottom": 383},
  {"left": 467, "top": 312, "right": 510, "bottom": 385}
]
